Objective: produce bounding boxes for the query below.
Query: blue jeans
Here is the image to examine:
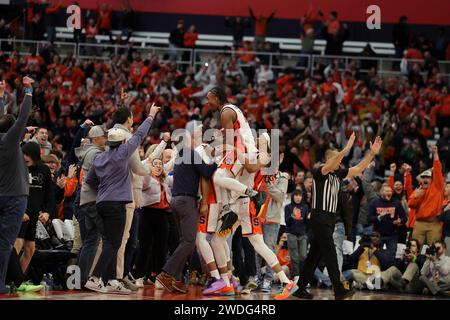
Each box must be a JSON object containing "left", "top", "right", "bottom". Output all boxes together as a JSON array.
[
  {"left": 333, "top": 222, "right": 345, "bottom": 272},
  {"left": 0, "top": 196, "right": 27, "bottom": 293},
  {"left": 287, "top": 234, "right": 308, "bottom": 277},
  {"left": 356, "top": 224, "right": 373, "bottom": 236},
  {"left": 380, "top": 235, "right": 397, "bottom": 264},
  {"left": 314, "top": 268, "right": 352, "bottom": 287},
  {"left": 124, "top": 209, "right": 139, "bottom": 277},
  {"left": 257, "top": 223, "right": 280, "bottom": 283},
  {"left": 77, "top": 202, "right": 101, "bottom": 284}
]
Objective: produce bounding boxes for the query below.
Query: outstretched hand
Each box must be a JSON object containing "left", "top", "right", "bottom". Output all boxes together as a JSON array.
[
  {"left": 344, "top": 132, "right": 356, "bottom": 152},
  {"left": 370, "top": 136, "right": 382, "bottom": 155},
  {"left": 23, "top": 76, "right": 35, "bottom": 88},
  {"left": 148, "top": 103, "right": 160, "bottom": 118}
]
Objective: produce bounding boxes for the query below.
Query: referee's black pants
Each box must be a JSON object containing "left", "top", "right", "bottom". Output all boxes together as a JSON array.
[{"left": 299, "top": 210, "right": 345, "bottom": 295}]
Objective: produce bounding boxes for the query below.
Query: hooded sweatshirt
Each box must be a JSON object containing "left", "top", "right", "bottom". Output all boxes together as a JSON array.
[
  {"left": 75, "top": 143, "right": 104, "bottom": 206},
  {"left": 284, "top": 193, "right": 310, "bottom": 236},
  {"left": 22, "top": 142, "right": 55, "bottom": 217}
]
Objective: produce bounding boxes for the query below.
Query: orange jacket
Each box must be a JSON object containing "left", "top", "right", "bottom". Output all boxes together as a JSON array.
[{"left": 408, "top": 160, "right": 444, "bottom": 222}]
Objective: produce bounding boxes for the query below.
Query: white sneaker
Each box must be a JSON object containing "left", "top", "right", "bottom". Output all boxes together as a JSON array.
[
  {"left": 293, "top": 276, "right": 299, "bottom": 284},
  {"left": 247, "top": 276, "right": 258, "bottom": 290},
  {"left": 155, "top": 279, "right": 164, "bottom": 290},
  {"left": 122, "top": 277, "right": 139, "bottom": 291},
  {"left": 85, "top": 276, "right": 107, "bottom": 293},
  {"left": 105, "top": 280, "right": 132, "bottom": 295},
  {"left": 134, "top": 277, "right": 145, "bottom": 288},
  {"left": 365, "top": 276, "right": 375, "bottom": 290}
]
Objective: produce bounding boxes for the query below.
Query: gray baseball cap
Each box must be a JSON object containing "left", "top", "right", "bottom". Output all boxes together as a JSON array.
[{"left": 88, "top": 126, "right": 106, "bottom": 138}]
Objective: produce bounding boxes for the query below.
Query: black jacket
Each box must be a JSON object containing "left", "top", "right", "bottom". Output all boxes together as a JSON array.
[
  {"left": 169, "top": 28, "right": 184, "bottom": 47},
  {"left": 336, "top": 187, "right": 353, "bottom": 237},
  {"left": 346, "top": 246, "right": 392, "bottom": 271}
]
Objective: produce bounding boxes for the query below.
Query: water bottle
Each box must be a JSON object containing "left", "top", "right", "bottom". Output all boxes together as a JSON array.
[
  {"left": 41, "top": 274, "right": 48, "bottom": 293},
  {"left": 9, "top": 282, "right": 17, "bottom": 294},
  {"left": 47, "top": 273, "right": 54, "bottom": 291}
]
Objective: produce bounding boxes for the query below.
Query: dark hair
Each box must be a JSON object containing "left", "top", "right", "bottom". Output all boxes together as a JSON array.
[
  {"left": 50, "top": 149, "right": 63, "bottom": 160},
  {"left": 209, "top": 87, "right": 228, "bottom": 104},
  {"left": 331, "top": 11, "right": 338, "bottom": 18},
  {"left": 434, "top": 240, "right": 446, "bottom": 249},
  {"left": 113, "top": 107, "right": 132, "bottom": 125},
  {"left": 407, "top": 239, "right": 420, "bottom": 251},
  {"left": 0, "top": 114, "right": 16, "bottom": 133}
]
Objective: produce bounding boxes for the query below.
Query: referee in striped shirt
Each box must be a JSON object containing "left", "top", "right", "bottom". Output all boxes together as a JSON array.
[{"left": 294, "top": 133, "right": 382, "bottom": 300}]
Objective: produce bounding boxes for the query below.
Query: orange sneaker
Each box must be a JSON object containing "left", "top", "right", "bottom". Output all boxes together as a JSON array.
[
  {"left": 274, "top": 282, "right": 298, "bottom": 300},
  {"left": 214, "top": 285, "right": 235, "bottom": 296}
]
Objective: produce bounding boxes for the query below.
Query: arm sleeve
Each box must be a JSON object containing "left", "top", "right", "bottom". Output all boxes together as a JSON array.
[
  {"left": 432, "top": 160, "right": 444, "bottom": 190},
  {"left": 404, "top": 172, "right": 413, "bottom": 199},
  {"left": 267, "top": 175, "right": 288, "bottom": 204},
  {"left": 435, "top": 257, "right": 450, "bottom": 277},
  {"left": 374, "top": 249, "right": 392, "bottom": 269},
  {"left": 64, "top": 176, "right": 78, "bottom": 198},
  {"left": 0, "top": 98, "right": 5, "bottom": 115},
  {"left": 348, "top": 247, "right": 364, "bottom": 268},
  {"left": 408, "top": 190, "right": 425, "bottom": 209},
  {"left": 43, "top": 168, "right": 56, "bottom": 217},
  {"left": 387, "top": 175, "right": 394, "bottom": 190},
  {"left": 67, "top": 126, "right": 89, "bottom": 165},
  {"left": 3, "top": 94, "right": 32, "bottom": 147},
  {"left": 398, "top": 202, "right": 407, "bottom": 224},
  {"left": 285, "top": 206, "right": 294, "bottom": 226},
  {"left": 367, "top": 200, "right": 378, "bottom": 224},
  {"left": 129, "top": 150, "right": 150, "bottom": 176},
  {"left": 120, "top": 116, "right": 153, "bottom": 161},
  {"left": 420, "top": 259, "right": 431, "bottom": 277},
  {"left": 149, "top": 140, "right": 167, "bottom": 160},
  {"left": 84, "top": 165, "right": 99, "bottom": 190},
  {"left": 164, "top": 156, "right": 176, "bottom": 173}
]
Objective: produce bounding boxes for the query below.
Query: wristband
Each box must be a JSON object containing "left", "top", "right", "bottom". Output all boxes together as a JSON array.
[{"left": 24, "top": 88, "right": 33, "bottom": 94}]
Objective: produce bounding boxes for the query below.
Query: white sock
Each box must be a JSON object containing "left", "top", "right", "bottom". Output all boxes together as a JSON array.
[
  {"left": 211, "top": 270, "right": 220, "bottom": 280},
  {"left": 221, "top": 273, "right": 231, "bottom": 286},
  {"left": 277, "top": 271, "right": 290, "bottom": 285}
]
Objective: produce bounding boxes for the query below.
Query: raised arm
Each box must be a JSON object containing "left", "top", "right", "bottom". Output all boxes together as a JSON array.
[
  {"left": 321, "top": 132, "right": 356, "bottom": 175},
  {"left": 268, "top": 10, "right": 276, "bottom": 21},
  {"left": 346, "top": 136, "right": 383, "bottom": 178},
  {"left": 3, "top": 77, "right": 34, "bottom": 147},
  {"left": 120, "top": 103, "right": 160, "bottom": 160},
  {"left": 248, "top": 6, "right": 256, "bottom": 20},
  {"left": 431, "top": 145, "right": 444, "bottom": 189}
]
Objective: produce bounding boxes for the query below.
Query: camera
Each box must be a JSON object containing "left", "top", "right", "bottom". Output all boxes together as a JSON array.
[
  {"left": 426, "top": 245, "right": 437, "bottom": 256},
  {"left": 360, "top": 234, "right": 372, "bottom": 248}
]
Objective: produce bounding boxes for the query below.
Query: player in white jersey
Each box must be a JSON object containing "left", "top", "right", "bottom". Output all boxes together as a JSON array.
[
  {"left": 210, "top": 130, "right": 299, "bottom": 299},
  {"left": 205, "top": 87, "right": 260, "bottom": 237}
]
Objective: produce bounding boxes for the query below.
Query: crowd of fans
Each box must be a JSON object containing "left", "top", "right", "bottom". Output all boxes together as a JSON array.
[{"left": 0, "top": 2, "right": 450, "bottom": 298}]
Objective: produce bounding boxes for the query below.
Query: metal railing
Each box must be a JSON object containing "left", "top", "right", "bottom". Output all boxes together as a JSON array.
[{"left": 1, "top": 38, "right": 450, "bottom": 82}]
